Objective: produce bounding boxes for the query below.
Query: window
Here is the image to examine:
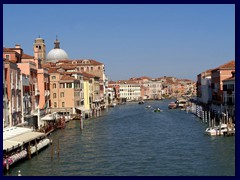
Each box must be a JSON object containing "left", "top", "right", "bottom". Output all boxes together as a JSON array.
[
  {"left": 62, "top": 102, "right": 65, "bottom": 107},
  {"left": 91, "top": 67, "right": 93, "bottom": 71},
  {"left": 60, "top": 92, "right": 64, "bottom": 98},
  {"left": 52, "top": 76, "right": 56, "bottom": 80},
  {"left": 54, "top": 102, "right": 57, "bottom": 107},
  {"left": 223, "top": 85, "right": 227, "bottom": 91},
  {"left": 6, "top": 55, "right": 10, "bottom": 60},
  {"left": 67, "top": 83, "right": 72, "bottom": 88},
  {"left": 53, "top": 83, "right": 57, "bottom": 89},
  {"left": 76, "top": 101, "right": 80, "bottom": 106},
  {"left": 98, "top": 66, "right": 101, "bottom": 70},
  {"left": 53, "top": 93, "right": 57, "bottom": 98}
]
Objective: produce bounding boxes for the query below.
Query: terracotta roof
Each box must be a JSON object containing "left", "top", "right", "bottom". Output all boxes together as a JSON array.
[
  {"left": 60, "top": 75, "right": 77, "bottom": 81},
  {"left": 22, "top": 53, "right": 34, "bottom": 59},
  {"left": 140, "top": 76, "right": 151, "bottom": 80},
  {"left": 222, "top": 77, "right": 235, "bottom": 81},
  {"left": 3, "top": 47, "right": 16, "bottom": 53},
  {"left": 83, "top": 77, "right": 90, "bottom": 81},
  {"left": 48, "top": 68, "right": 59, "bottom": 73},
  {"left": 219, "top": 60, "right": 235, "bottom": 69},
  {"left": 80, "top": 71, "right": 99, "bottom": 78},
  {"left": 108, "top": 81, "right": 116, "bottom": 84},
  {"left": 212, "top": 60, "right": 235, "bottom": 71}
]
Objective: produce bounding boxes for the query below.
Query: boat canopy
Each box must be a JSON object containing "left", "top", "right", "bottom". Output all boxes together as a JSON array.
[{"left": 3, "top": 128, "right": 45, "bottom": 151}]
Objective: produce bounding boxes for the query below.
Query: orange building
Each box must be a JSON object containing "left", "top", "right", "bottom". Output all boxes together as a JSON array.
[{"left": 211, "top": 60, "right": 235, "bottom": 105}]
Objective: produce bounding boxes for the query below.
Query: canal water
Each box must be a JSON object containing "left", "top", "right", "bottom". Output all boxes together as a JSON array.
[{"left": 5, "top": 100, "right": 235, "bottom": 176}]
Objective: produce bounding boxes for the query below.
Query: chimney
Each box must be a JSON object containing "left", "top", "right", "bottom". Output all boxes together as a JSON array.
[{"left": 15, "top": 44, "right": 21, "bottom": 48}]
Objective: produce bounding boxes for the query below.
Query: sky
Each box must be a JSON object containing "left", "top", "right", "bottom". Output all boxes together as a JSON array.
[{"left": 3, "top": 4, "right": 235, "bottom": 81}]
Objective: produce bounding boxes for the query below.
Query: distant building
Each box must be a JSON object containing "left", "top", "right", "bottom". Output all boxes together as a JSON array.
[
  {"left": 222, "top": 71, "right": 235, "bottom": 120},
  {"left": 211, "top": 60, "right": 235, "bottom": 105},
  {"left": 117, "top": 80, "right": 141, "bottom": 101}
]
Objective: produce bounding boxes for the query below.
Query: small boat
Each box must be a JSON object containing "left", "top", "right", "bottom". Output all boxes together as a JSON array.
[
  {"left": 139, "top": 101, "right": 144, "bottom": 104},
  {"left": 205, "top": 124, "right": 235, "bottom": 136},
  {"left": 110, "top": 103, "right": 117, "bottom": 107},
  {"left": 145, "top": 105, "right": 151, "bottom": 108},
  {"left": 168, "top": 102, "right": 177, "bottom": 109},
  {"left": 154, "top": 108, "right": 162, "bottom": 112}
]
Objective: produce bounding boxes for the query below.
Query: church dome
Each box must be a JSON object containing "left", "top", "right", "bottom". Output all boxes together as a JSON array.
[{"left": 46, "top": 38, "right": 68, "bottom": 63}]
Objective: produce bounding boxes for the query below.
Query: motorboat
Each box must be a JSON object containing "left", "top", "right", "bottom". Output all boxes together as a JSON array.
[
  {"left": 168, "top": 102, "right": 177, "bottom": 109},
  {"left": 145, "top": 105, "right": 151, "bottom": 108},
  {"left": 205, "top": 123, "right": 235, "bottom": 136},
  {"left": 139, "top": 101, "right": 144, "bottom": 104},
  {"left": 154, "top": 108, "right": 162, "bottom": 112},
  {"left": 176, "top": 98, "right": 187, "bottom": 108},
  {"left": 110, "top": 102, "right": 117, "bottom": 107}
]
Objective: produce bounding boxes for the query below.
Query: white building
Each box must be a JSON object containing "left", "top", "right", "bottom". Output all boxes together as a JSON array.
[{"left": 119, "top": 81, "right": 141, "bottom": 101}]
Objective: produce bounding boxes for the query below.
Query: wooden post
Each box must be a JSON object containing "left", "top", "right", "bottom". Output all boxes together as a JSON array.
[
  {"left": 51, "top": 142, "right": 54, "bottom": 160},
  {"left": 28, "top": 142, "right": 31, "bottom": 159},
  {"left": 80, "top": 118, "right": 83, "bottom": 130},
  {"left": 57, "top": 139, "right": 60, "bottom": 158},
  {"left": 6, "top": 156, "right": 9, "bottom": 171},
  {"left": 219, "top": 122, "right": 222, "bottom": 136},
  {"left": 208, "top": 111, "right": 211, "bottom": 126},
  {"left": 35, "top": 139, "right": 38, "bottom": 155}
]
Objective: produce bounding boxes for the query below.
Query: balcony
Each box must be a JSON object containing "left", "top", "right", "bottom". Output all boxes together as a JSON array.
[
  {"left": 35, "top": 90, "right": 40, "bottom": 96},
  {"left": 45, "top": 90, "right": 50, "bottom": 96},
  {"left": 11, "top": 83, "right": 14, "bottom": 89}
]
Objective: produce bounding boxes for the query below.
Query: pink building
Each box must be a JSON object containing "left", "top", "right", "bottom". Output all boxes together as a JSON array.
[
  {"left": 3, "top": 37, "right": 50, "bottom": 129},
  {"left": 4, "top": 59, "right": 22, "bottom": 127}
]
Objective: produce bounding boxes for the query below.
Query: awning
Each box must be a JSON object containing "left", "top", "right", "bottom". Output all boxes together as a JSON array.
[
  {"left": 3, "top": 131, "right": 45, "bottom": 151},
  {"left": 3, "top": 140, "right": 23, "bottom": 151},
  {"left": 3, "top": 127, "right": 33, "bottom": 141},
  {"left": 41, "top": 114, "right": 54, "bottom": 121},
  {"left": 9, "top": 132, "right": 45, "bottom": 143},
  {"left": 41, "top": 113, "right": 61, "bottom": 121},
  {"left": 75, "top": 107, "right": 86, "bottom": 111}
]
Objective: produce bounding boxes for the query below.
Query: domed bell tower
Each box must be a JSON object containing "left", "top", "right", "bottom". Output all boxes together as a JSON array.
[{"left": 33, "top": 36, "right": 46, "bottom": 68}]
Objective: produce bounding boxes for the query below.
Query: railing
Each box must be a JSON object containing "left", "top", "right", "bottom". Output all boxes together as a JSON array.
[
  {"left": 35, "top": 90, "right": 40, "bottom": 96},
  {"left": 44, "top": 90, "right": 50, "bottom": 96}
]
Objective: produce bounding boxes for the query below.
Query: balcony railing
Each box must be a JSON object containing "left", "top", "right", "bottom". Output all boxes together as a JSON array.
[
  {"left": 35, "top": 90, "right": 40, "bottom": 96},
  {"left": 45, "top": 90, "right": 50, "bottom": 96}
]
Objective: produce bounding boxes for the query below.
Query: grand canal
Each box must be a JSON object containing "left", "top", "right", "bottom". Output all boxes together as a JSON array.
[{"left": 5, "top": 100, "right": 235, "bottom": 176}]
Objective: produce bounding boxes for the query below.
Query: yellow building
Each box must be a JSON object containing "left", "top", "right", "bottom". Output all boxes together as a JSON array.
[{"left": 49, "top": 69, "right": 84, "bottom": 116}]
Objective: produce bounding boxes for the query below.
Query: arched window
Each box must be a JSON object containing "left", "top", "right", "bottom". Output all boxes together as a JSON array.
[{"left": 53, "top": 83, "right": 56, "bottom": 89}]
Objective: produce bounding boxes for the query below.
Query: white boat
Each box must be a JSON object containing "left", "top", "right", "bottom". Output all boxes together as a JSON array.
[
  {"left": 110, "top": 103, "right": 117, "bottom": 107},
  {"left": 205, "top": 124, "right": 235, "bottom": 136},
  {"left": 145, "top": 105, "right": 151, "bottom": 108},
  {"left": 30, "top": 138, "right": 50, "bottom": 154}
]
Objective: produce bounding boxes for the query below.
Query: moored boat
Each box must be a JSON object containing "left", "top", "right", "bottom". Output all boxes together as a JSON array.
[
  {"left": 205, "top": 123, "right": 235, "bottom": 136},
  {"left": 139, "top": 101, "right": 144, "bottom": 104},
  {"left": 168, "top": 102, "right": 177, "bottom": 109}
]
